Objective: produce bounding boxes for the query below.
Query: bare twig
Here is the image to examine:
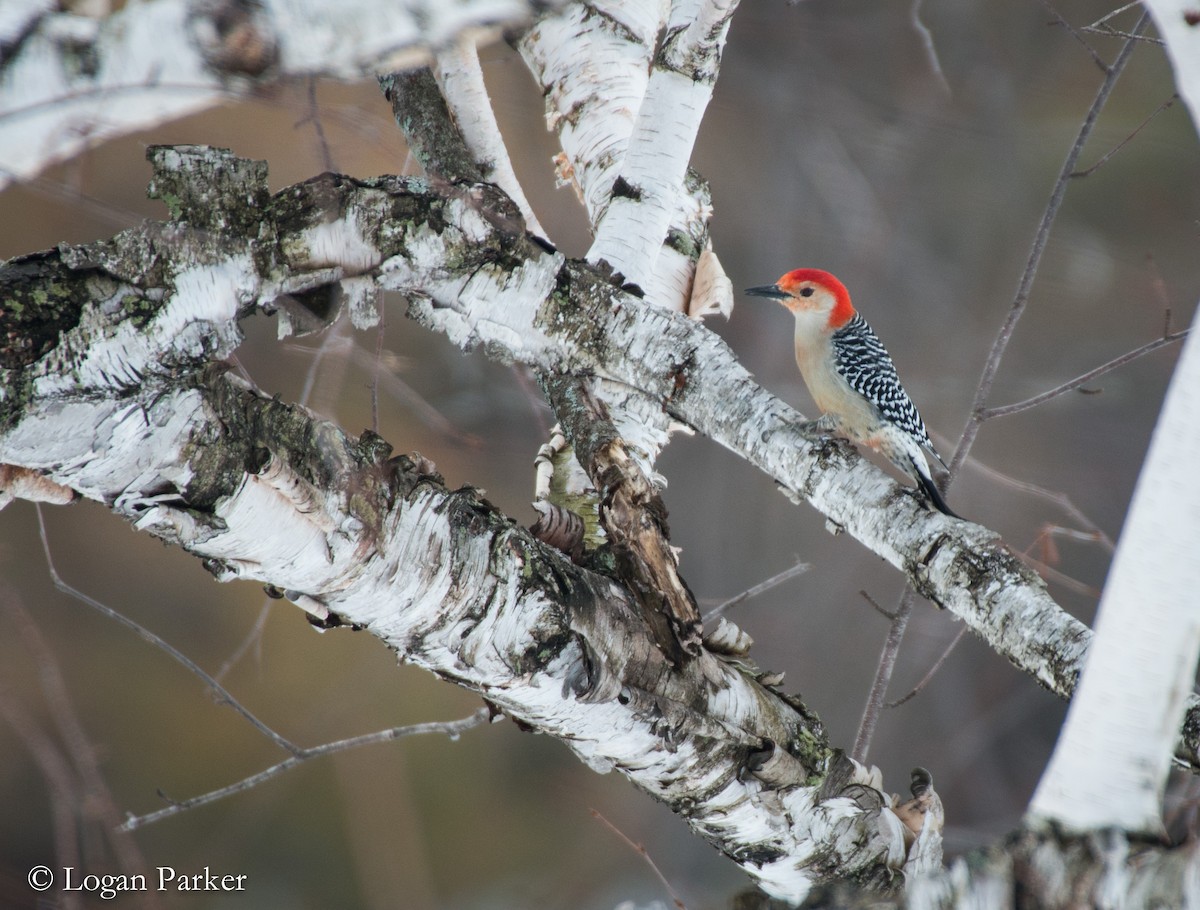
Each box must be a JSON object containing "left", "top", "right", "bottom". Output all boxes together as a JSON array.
[
  {"left": 886, "top": 626, "right": 968, "bottom": 709},
  {"left": 950, "top": 13, "right": 1149, "bottom": 478},
  {"left": 0, "top": 589, "right": 158, "bottom": 906},
  {"left": 0, "top": 165, "right": 144, "bottom": 228},
  {"left": 1072, "top": 94, "right": 1178, "bottom": 177},
  {"left": 283, "top": 336, "right": 480, "bottom": 446},
  {"left": 1087, "top": 0, "right": 1143, "bottom": 30},
  {"left": 703, "top": 558, "right": 810, "bottom": 622},
  {"left": 295, "top": 77, "right": 336, "bottom": 172},
  {"left": 1082, "top": 0, "right": 1162, "bottom": 42},
  {"left": 1040, "top": 0, "right": 1107, "bottom": 72},
  {"left": 120, "top": 709, "right": 491, "bottom": 831},
  {"left": 859, "top": 589, "right": 896, "bottom": 622},
  {"left": 35, "top": 505, "right": 303, "bottom": 756},
  {"left": 295, "top": 317, "right": 351, "bottom": 412},
  {"left": 590, "top": 808, "right": 687, "bottom": 910},
  {"left": 852, "top": 588, "right": 916, "bottom": 763},
  {"left": 1015, "top": 552, "right": 1102, "bottom": 599},
  {"left": 1030, "top": 524, "right": 1112, "bottom": 570},
  {"left": 966, "top": 457, "right": 1115, "bottom": 551},
  {"left": 0, "top": 694, "right": 87, "bottom": 910},
  {"left": 980, "top": 327, "right": 1189, "bottom": 419}
]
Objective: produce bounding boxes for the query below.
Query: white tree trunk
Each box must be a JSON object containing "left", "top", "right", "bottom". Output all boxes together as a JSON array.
[
  {"left": 1028, "top": 304, "right": 1200, "bottom": 834},
  {"left": 1144, "top": 0, "right": 1200, "bottom": 136},
  {"left": 1025, "top": 0, "right": 1200, "bottom": 838}
]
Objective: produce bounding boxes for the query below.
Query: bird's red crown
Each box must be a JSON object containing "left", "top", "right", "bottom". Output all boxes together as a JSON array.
[{"left": 777, "top": 268, "right": 855, "bottom": 328}]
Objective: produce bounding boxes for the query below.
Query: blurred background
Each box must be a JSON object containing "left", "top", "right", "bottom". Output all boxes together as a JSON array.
[{"left": 2, "top": 0, "right": 1199, "bottom": 907}]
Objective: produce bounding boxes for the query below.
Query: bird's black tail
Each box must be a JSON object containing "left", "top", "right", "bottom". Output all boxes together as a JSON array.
[{"left": 914, "top": 463, "right": 961, "bottom": 520}]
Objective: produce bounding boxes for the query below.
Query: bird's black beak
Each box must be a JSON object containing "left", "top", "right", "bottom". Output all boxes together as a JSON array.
[{"left": 744, "top": 284, "right": 787, "bottom": 300}]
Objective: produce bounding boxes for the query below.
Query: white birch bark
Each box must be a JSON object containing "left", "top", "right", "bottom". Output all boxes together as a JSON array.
[
  {"left": 0, "top": 149, "right": 925, "bottom": 903},
  {"left": 517, "top": 0, "right": 668, "bottom": 229},
  {"left": 517, "top": 0, "right": 735, "bottom": 502},
  {"left": 0, "top": 144, "right": 1178, "bottom": 756},
  {"left": 586, "top": 0, "right": 736, "bottom": 307},
  {"left": 520, "top": 0, "right": 732, "bottom": 314},
  {"left": 5, "top": 144, "right": 1200, "bottom": 907},
  {"left": 0, "top": 0, "right": 560, "bottom": 190},
  {"left": 434, "top": 38, "right": 547, "bottom": 238},
  {"left": 1144, "top": 0, "right": 1200, "bottom": 136},
  {"left": 1027, "top": 304, "right": 1200, "bottom": 834}
]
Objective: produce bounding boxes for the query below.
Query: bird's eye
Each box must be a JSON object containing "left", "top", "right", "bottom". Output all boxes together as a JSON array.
[{"left": 799, "top": 287, "right": 815, "bottom": 297}]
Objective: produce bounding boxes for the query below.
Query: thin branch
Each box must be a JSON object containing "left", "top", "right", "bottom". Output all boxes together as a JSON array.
[
  {"left": 1040, "top": 0, "right": 1107, "bottom": 72},
  {"left": 35, "top": 505, "right": 303, "bottom": 756},
  {"left": 859, "top": 589, "right": 896, "bottom": 622},
  {"left": 0, "top": 693, "right": 87, "bottom": 910},
  {"left": 296, "top": 316, "right": 350, "bottom": 410},
  {"left": 120, "top": 709, "right": 491, "bottom": 831},
  {"left": 980, "top": 327, "right": 1190, "bottom": 419},
  {"left": 1087, "top": 0, "right": 1144, "bottom": 30},
  {"left": 590, "top": 808, "right": 687, "bottom": 910},
  {"left": 295, "top": 77, "right": 335, "bottom": 172},
  {"left": 1082, "top": 0, "right": 1162, "bottom": 43},
  {"left": 0, "top": 165, "right": 145, "bottom": 228},
  {"left": 852, "top": 588, "right": 916, "bottom": 763},
  {"left": 966, "top": 456, "right": 1115, "bottom": 551},
  {"left": 1072, "top": 94, "right": 1179, "bottom": 177},
  {"left": 0, "top": 80, "right": 230, "bottom": 128},
  {"left": 0, "top": 590, "right": 158, "bottom": 905},
  {"left": 1016, "top": 552, "right": 1102, "bottom": 599},
  {"left": 703, "top": 558, "right": 810, "bottom": 622},
  {"left": 950, "top": 13, "right": 1149, "bottom": 477},
  {"left": 886, "top": 626, "right": 967, "bottom": 709},
  {"left": 283, "top": 335, "right": 480, "bottom": 446},
  {"left": 1029, "top": 524, "right": 1112, "bottom": 571},
  {"left": 1081, "top": 22, "right": 1164, "bottom": 44}
]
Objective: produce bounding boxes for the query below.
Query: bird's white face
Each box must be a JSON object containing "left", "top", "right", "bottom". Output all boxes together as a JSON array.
[
  {"left": 775, "top": 276, "right": 838, "bottom": 316},
  {"left": 747, "top": 268, "right": 855, "bottom": 331}
]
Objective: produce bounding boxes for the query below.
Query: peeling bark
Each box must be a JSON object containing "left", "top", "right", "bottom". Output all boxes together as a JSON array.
[
  {"left": 541, "top": 373, "right": 702, "bottom": 663},
  {"left": 3, "top": 144, "right": 1199, "bottom": 905},
  {"left": 0, "top": 149, "right": 926, "bottom": 897},
  {"left": 0, "top": 145, "right": 1183, "bottom": 770}
]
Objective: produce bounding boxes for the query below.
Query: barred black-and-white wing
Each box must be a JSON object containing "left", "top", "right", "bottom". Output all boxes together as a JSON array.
[{"left": 830, "top": 313, "right": 944, "bottom": 467}]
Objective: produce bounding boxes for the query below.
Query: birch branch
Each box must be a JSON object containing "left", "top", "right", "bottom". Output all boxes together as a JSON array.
[
  {"left": 434, "top": 38, "right": 547, "bottom": 238},
  {"left": 519, "top": 0, "right": 729, "bottom": 316},
  {"left": 3, "top": 146, "right": 1188, "bottom": 770},
  {"left": 5, "top": 143, "right": 1200, "bottom": 905},
  {"left": 0, "top": 151, "right": 928, "bottom": 898},
  {"left": 0, "top": 0, "right": 562, "bottom": 190},
  {"left": 517, "top": 0, "right": 667, "bottom": 230},
  {"left": 586, "top": 0, "right": 737, "bottom": 307}
]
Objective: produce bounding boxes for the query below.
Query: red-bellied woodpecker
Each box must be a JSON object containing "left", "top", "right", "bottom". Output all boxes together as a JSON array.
[{"left": 745, "top": 268, "right": 958, "bottom": 518}]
